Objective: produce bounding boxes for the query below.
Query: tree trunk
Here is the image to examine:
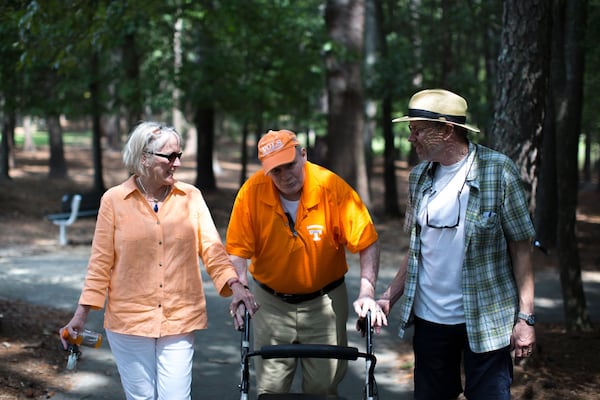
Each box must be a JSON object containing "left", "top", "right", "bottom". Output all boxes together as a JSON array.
[
  {"left": 1, "top": 109, "right": 17, "bottom": 181},
  {"left": 239, "top": 121, "right": 249, "bottom": 188},
  {"left": 482, "top": 0, "right": 502, "bottom": 134},
  {"left": 0, "top": 112, "right": 15, "bottom": 181},
  {"left": 407, "top": 0, "right": 423, "bottom": 89},
  {"left": 376, "top": 0, "right": 400, "bottom": 217},
  {"left": 324, "top": 0, "right": 370, "bottom": 206},
  {"left": 90, "top": 51, "right": 106, "bottom": 193},
  {"left": 583, "top": 130, "right": 591, "bottom": 184},
  {"left": 439, "top": 0, "right": 453, "bottom": 86},
  {"left": 489, "top": 0, "right": 551, "bottom": 212},
  {"left": 534, "top": 87, "right": 558, "bottom": 249},
  {"left": 406, "top": 0, "right": 421, "bottom": 167},
  {"left": 47, "top": 115, "right": 67, "bottom": 179},
  {"left": 22, "top": 116, "right": 36, "bottom": 152},
  {"left": 551, "top": 0, "right": 592, "bottom": 332},
  {"left": 382, "top": 95, "right": 401, "bottom": 217},
  {"left": 172, "top": 17, "right": 186, "bottom": 136},
  {"left": 193, "top": 107, "right": 216, "bottom": 190},
  {"left": 122, "top": 33, "right": 143, "bottom": 132},
  {"left": 364, "top": 0, "right": 379, "bottom": 187}
]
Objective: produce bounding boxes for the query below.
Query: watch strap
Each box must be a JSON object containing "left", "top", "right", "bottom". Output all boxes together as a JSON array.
[{"left": 517, "top": 312, "right": 536, "bottom": 325}]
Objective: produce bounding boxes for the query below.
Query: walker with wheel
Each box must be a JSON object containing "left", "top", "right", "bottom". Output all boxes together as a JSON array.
[{"left": 238, "top": 310, "right": 379, "bottom": 400}]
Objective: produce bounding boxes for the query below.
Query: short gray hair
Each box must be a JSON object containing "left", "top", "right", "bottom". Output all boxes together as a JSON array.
[{"left": 122, "top": 121, "right": 182, "bottom": 176}]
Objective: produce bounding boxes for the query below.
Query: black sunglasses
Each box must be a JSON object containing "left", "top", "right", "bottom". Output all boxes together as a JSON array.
[
  {"left": 426, "top": 192, "right": 461, "bottom": 229},
  {"left": 146, "top": 151, "right": 182, "bottom": 162}
]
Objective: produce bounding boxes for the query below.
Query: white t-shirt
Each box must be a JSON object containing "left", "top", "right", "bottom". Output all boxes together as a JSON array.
[
  {"left": 414, "top": 154, "right": 472, "bottom": 324},
  {"left": 280, "top": 196, "right": 299, "bottom": 222}
]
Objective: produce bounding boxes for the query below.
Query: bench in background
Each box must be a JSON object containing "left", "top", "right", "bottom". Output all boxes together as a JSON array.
[{"left": 46, "top": 192, "right": 102, "bottom": 245}]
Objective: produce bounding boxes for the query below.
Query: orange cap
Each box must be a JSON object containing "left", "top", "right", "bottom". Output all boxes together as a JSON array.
[{"left": 257, "top": 130, "right": 299, "bottom": 174}]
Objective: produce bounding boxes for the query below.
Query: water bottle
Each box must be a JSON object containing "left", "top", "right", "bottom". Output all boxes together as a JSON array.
[{"left": 61, "top": 328, "right": 103, "bottom": 348}]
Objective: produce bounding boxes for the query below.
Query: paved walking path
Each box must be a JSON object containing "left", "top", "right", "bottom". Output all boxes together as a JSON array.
[{"left": 1, "top": 245, "right": 599, "bottom": 399}]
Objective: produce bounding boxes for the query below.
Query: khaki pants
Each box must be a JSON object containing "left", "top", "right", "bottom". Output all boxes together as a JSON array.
[{"left": 252, "top": 281, "right": 349, "bottom": 396}]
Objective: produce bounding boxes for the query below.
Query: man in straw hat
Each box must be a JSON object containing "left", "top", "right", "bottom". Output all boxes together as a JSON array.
[
  {"left": 225, "top": 129, "right": 384, "bottom": 397},
  {"left": 375, "top": 89, "right": 536, "bottom": 399}
]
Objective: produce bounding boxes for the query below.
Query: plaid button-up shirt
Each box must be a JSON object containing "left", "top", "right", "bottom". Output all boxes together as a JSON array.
[{"left": 397, "top": 143, "right": 535, "bottom": 353}]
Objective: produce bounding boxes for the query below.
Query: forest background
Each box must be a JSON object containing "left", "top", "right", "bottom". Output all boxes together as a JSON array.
[
  {"left": 0, "top": 0, "right": 600, "bottom": 399},
  {"left": 0, "top": 0, "right": 599, "bottom": 392}
]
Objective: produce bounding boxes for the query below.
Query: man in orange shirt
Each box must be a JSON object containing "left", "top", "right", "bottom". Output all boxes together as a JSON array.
[{"left": 226, "top": 129, "right": 385, "bottom": 397}]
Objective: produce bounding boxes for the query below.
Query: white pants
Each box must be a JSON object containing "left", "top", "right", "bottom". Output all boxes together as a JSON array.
[{"left": 106, "top": 329, "right": 195, "bottom": 400}]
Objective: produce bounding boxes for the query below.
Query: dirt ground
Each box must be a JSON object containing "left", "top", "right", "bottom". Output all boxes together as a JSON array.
[{"left": 1, "top": 145, "right": 599, "bottom": 399}]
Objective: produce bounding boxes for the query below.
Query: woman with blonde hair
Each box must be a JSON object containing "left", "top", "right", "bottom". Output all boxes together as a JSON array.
[{"left": 60, "top": 121, "right": 258, "bottom": 399}]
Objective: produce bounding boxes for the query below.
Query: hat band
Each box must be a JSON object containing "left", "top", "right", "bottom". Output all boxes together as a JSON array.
[{"left": 408, "top": 109, "right": 467, "bottom": 125}]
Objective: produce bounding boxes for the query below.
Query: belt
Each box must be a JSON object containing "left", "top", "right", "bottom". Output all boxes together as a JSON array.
[{"left": 254, "top": 277, "right": 345, "bottom": 304}]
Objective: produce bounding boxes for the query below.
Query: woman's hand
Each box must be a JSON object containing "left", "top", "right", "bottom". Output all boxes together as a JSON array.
[{"left": 59, "top": 304, "right": 91, "bottom": 349}]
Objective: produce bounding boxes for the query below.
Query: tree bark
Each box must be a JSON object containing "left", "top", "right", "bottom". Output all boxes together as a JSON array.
[
  {"left": 376, "top": 0, "right": 400, "bottom": 217},
  {"left": 382, "top": 94, "right": 401, "bottom": 217},
  {"left": 551, "top": 0, "right": 592, "bottom": 332},
  {"left": 482, "top": 0, "right": 502, "bottom": 133},
  {"left": 364, "top": 0, "right": 379, "bottom": 187},
  {"left": 489, "top": 0, "right": 551, "bottom": 212},
  {"left": 239, "top": 121, "right": 250, "bottom": 188},
  {"left": 325, "top": 0, "right": 370, "bottom": 205},
  {"left": 122, "top": 33, "right": 143, "bottom": 133},
  {"left": 0, "top": 109, "right": 17, "bottom": 181},
  {"left": 90, "top": 51, "right": 106, "bottom": 193},
  {"left": 534, "top": 87, "right": 558, "bottom": 248},
  {"left": 193, "top": 107, "right": 216, "bottom": 190},
  {"left": 0, "top": 111, "right": 15, "bottom": 181},
  {"left": 583, "top": 130, "right": 591, "bottom": 184},
  {"left": 22, "top": 116, "right": 36, "bottom": 153},
  {"left": 47, "top": 114, "right": 67, "bottom": 179}
]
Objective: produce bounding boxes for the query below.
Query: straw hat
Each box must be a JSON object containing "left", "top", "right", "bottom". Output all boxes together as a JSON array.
[
  {"left": 257, "top": 129, "right": 300, "bottom": 174},
  {"left": 393, "top": 89, "right": 480, "bottom": 132}
]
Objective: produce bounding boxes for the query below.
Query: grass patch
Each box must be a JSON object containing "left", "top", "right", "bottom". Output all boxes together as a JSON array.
[{"left": 14, "top": 130, "right": 92, "bottom": 148}]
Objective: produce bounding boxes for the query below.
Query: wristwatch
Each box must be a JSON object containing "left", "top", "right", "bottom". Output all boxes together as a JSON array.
[{"left": 517, "top": 312, "right": 536, "bottom": 326}]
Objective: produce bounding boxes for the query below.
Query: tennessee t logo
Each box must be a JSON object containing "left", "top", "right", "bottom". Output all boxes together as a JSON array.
[{"left": 307, "top": 225, "right": 323, "bottom": 241}]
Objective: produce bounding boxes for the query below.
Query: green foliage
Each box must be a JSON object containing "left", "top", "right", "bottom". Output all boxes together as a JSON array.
[
  {"left": 6, "top": 0, "right": 330, "bottom": 137},
  {"left": 11, "top": 0, "right": 182, "bottom": 122},
  {"left": 178, "top": 0, "right": 326, "bottom": 132},
  {"left": 352, "top": 0, "right": 505, "bottom": 151},
  {"left": 379, "top": 0, "right": 502, "bottom": 135},
  {"left": 1, "top": 0, "right": 598, "bottom": 157},
  {"left": 15, "top": 0, "right": 103, "bottom": 117},
  {"left": 583, "top": 0, "right": 600, "bottom": 140},
  {"left": 102, "top": 0, "right": 180, "bottom": 117},
  {"left": 0, "top": 0, "right": 29, "bottom": 113}
]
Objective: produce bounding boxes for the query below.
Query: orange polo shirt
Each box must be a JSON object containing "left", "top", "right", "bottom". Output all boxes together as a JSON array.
[
  {"left": 226, "top": 161, "right": 378, "bottom": 294},
  {"left": 78, "top": 176, "right": 237, "bottom": 338}
]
